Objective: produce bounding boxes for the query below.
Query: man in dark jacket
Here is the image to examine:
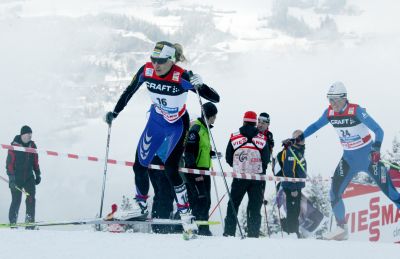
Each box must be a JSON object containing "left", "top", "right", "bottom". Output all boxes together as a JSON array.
[
  {"left": 223, "top": 111, "right": 270, "bottom": 238},
  {"left": 184, "top": 102, "right": 218, "bottom": 236},
  {"left": 257, "top": 112, "right": 274, "bottom": 154},
  {"left": 6, "top": 125, "right": 41, "bottom": 227},
  {"left": 277, "top": 130, "right": 306, "bottom": 238}
]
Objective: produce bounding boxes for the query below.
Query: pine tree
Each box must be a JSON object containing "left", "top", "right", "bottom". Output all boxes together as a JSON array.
[
  {"left": 304, "top": 175, "right": 331, "bottom": 238},
  {"left": 352, "top": 172, "right": 375, "bottom": 185},
  {"left": 384, "top": 131, "right": 400, "bottom": 165}
]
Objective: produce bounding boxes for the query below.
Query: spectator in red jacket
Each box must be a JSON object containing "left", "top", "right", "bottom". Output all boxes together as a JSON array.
[{"left": 6, "top": 125, "right": 41, "bottom": 228}]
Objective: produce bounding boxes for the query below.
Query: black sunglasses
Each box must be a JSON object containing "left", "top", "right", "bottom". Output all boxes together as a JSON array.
[
  {"left": 258, "top": 118, "right": 270, "bottom": 123},
  {"left": 151, "top": 57, "right": 169, "bottom": 64}
]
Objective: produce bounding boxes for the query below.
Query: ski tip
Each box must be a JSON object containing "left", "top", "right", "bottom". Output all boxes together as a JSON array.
[{"left": 111, "top": 204, "right": 118, "bottom": 213}]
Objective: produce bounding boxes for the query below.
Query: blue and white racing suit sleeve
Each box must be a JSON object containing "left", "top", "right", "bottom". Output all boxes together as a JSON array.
[
  {"left": 112, "top": 65, "right": 146, "bottom": 116},
  {"left": 303, "top": 109, "right": 330, "bottom": 138},
  {"left": 355, "top": 107, "right": 384, "bottom": 144}
]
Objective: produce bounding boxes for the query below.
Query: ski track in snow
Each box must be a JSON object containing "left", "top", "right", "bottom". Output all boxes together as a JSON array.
[{"left": 0, "top": 229, "right": 398, "bottom": 259}]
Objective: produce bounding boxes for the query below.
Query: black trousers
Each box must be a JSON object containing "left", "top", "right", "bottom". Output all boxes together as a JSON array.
[
  {"left": 148, "top": 156, "right": 179, "bottom": 233},
  {"left": 224, "top": 179, "right": 265, "bottom": 238},
  {"left": 9, "top": 177, "right": 36, "bottom": 224},
  {"left": 186, "top": 174, "right": 212, "bottom": 235},
  {"left": 283, "top": 188, "right": 302, "bottom": 234}
]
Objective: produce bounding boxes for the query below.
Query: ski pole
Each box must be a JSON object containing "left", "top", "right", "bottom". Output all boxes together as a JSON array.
[
  {"left": 211, "top": 172, "right": 225, "bottom": 230},
  {"left": 263, "top": 200, "right": 271, "bottom": 238},
  {"left": 192, "top": 75, "right": 245, "bottom": 239},
  {"left": 274, "top": 182, "right": 284, "bottom": 238},
  {"left": 380, "top": 159, "right": 400, "bottom": 170},
  {"left": 98, "top": 124, "right": 112, "bottom": 220},
  {"left": 329, "top": 213, "right": 334, "bottom": 231},
  {"left": 209, "top": 193, "right": 226, "bottom": 218},
  {"left": 0, "top": 175, "right": 30, "bottom": 196}
]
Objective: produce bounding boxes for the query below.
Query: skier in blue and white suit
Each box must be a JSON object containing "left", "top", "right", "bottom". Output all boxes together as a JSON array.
[
  {"left": 105, "top": 41, "right": 219, "bottom": 231},
  {"left": 300, "top": 82, "right": 400, "bottom": 240}
]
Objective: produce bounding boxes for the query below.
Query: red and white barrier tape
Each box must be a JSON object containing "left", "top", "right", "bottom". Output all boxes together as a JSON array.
[{"left": 1, "top": 144, "right": 326, "bottom": 183}]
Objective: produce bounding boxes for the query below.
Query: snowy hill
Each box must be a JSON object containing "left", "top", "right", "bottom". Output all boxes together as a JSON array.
[{"left": 1, "top": 228, "right": 398, "bottom": 259}]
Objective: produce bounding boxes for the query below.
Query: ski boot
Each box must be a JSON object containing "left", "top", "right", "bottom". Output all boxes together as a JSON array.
[
  {"left": 322, "top": 224, "right": 348, "bottom": 241},
  {"left": 174, "top": 184, "right": 197, "bottom": 240},
  {"left": 179, "top": 207, "right": 198, "bottom": 240},
  {"left": 25, "top": 215, "right": 38, "bottom": 230},
  {"left": 113, "top": 197, "right": 148, "bottom": 221}
]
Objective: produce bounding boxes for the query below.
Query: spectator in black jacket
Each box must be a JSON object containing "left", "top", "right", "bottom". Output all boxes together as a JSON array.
[
  {"left": 276, "top": 130, "right": 307, "bottom": 238},
  {"left": 6, "top": 125, "right": 41, "bottom": 228},
  {"left": 223, "top": 111, "right": 270, "bottom": 238}
]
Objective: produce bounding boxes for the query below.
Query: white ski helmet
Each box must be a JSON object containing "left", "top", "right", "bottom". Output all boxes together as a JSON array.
[{"left": 327, "top": 81, "right": 347, "bottom": 98}]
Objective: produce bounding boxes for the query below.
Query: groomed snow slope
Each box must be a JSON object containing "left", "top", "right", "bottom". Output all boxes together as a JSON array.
[{"left": 0, "top": 229, "right": 397, "bottom": 259}]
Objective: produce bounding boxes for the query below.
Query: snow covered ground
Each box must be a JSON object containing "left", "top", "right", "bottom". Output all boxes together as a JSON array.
[{"left": 1, "top": 228, "right": 398, "bottom": 259}]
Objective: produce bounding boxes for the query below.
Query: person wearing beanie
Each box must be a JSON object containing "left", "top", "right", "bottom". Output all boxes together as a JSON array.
[
  {"left": 20, "top": 125, "right": 32, "bottom": 135},
  {"left": 257, "top": 112, "right": 274, "bottom": 154},
  {"left": 6, "top": 125, "right": 41, "bottom": 228},
  {"left": 183, "top": 102, "right": 218, "bottom": 236},
  {"left": 223, "top": 111, "right": 270, "bottom": 238},
  {"left": 103, "top": 41, "right": 220, "bottom": 235}
]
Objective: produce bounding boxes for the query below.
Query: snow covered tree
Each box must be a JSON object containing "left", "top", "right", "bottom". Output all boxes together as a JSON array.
[
  {"left": 352, "top": 172, "right": 375, "bottom": 185},
  {"left": 303, "top": 174, "right": 331, "bottom": 238},
  {"left": 384, "top": 131, "right": 400, "bottom": 165}
]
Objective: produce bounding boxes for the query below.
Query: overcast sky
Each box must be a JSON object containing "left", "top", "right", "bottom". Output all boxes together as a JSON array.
[{"left": 0, "top": 0, "right": 399, "bottom": 224}]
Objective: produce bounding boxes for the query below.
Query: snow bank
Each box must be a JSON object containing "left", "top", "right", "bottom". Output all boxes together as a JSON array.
[{"left": 0, "top": 229, "right": 398, "bottom": 259}]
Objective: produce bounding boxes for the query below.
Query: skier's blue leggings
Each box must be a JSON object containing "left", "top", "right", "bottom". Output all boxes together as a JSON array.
[
  {"left": 133, "top": 106, "right": 189, "bottom": 199},
  {"left": 330, "top": 144, "right": 400, "bottom": 224}
]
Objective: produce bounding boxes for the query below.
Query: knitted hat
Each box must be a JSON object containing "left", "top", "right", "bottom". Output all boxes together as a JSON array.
[
  {"left": 202, "top": 102, "right": 218, "bottom": 119},
  {"left": 243, "top": 111, "right": 257, "bottom": 123},
  {"left": 259, "top": 112, "right": 270, "bottom": 123},
  {"left": 20, "top": 125, "right": 32, "bottom": 135}
]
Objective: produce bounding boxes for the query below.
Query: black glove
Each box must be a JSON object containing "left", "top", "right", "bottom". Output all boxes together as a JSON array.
[
  {"left": 210, "top": 151, "right": 223, "bottom": 159},
  {"left": 105, "top": 111, "right": 117, "bottom": 125},
  {"left": 282, "top": 138, "right": 295, "bottom": 149},
  {"left": 8, "top": 174, "right": 16, "bottom": 190},
  {"left": 35, "top": 174, "right": 41, "bottom": 185}
]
